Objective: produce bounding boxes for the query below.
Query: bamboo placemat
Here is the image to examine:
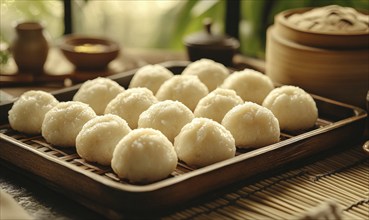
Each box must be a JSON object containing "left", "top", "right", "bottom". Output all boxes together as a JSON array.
[{"left": 164, "top": 143, "right": 369, "bottom": 220}]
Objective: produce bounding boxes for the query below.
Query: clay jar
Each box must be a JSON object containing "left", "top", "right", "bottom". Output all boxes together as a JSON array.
[{"left": 12, "top": 21, "right": 49, "bottom": 74}]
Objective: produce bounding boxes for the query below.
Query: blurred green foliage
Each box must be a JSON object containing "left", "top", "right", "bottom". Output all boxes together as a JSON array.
[
  {"left": 0, "top": 0, "right": 63, "bottom": 43},
  {"left": 1, "top": 0, "right": 368, "bottom": 62},
  {"left": 165, "top": 0, "right": 225, "bottom": 49},
  {"left": 0, "top": 50, "right": 9, "bottom": 65}
]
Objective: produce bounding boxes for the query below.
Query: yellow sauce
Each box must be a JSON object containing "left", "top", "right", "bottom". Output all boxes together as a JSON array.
[{"left": 74, "top": 43, "right": 107, "bottom": 53}]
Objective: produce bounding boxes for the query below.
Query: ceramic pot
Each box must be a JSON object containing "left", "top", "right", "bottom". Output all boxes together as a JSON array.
[
  {"left": 266, "top": 7, "right": 369, "bottom": 108},
  {"left": 12, "top": 21, "right": 49, "bottom": 74},
  {"left": 184, "top": 19, "right": 239, "bottom": 66}
]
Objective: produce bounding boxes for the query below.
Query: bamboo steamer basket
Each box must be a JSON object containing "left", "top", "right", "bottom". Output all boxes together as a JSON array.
[{"left": 266, "top": 7, "right": 369, "bottom": 108}]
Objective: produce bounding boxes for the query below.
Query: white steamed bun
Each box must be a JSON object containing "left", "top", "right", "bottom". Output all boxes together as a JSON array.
[
  {"left": 156, "top": 75, "right": 208, "bottom": 111},
  {"left": 222, "top": 102, "right": 280, "bottom": 148},
  {"left": 105, "top": 87, "right": 157, "bottom": 129},
  {"left": 76, "top": 114, "right": 131, "bottom": 166},
  {"left": 138, "top": 100, "right": 194, "bottom": 142},
  {"left": 129, "top": 64, "right": 174, "bottom": 94},
  {"left": 182, "top": 59, "right": 230, "bottom": 91},
  {"left": 262, "top": 85, "right": 318, "bottom": 131},
  {"left": 221, "top": 69, "right": 274, "bottom": 104},
  {"left": 194, "top": 88, "right": 243, "bottom": 123},
  {"left": 73, "top": 77, "right": 124, "bottom": 115},
  {"left": 111, "top": 128, "right": 178, "bottom": 183},
  {"left": 174, "top": 118, "right": 236, "bottom": 168},
  {"left": 8, "top": 90, "right": 59, "bottom": 134},
  {"left": 42, "top": 101, "right": 96, "bottom": 147}
]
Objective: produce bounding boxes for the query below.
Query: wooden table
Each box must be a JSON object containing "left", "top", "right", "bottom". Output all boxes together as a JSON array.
[{"left": 1, "top": 49, "right": 368, "bottom": 220}]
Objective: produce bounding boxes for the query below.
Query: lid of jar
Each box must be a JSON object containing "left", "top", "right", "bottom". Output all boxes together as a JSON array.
[{"left": 184, "top": 18, "right": 240, "bottom": 49}]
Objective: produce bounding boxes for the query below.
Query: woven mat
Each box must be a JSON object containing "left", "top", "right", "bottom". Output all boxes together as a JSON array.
[{"left": 164, "top": 143, "right": 369, "bottom": 220}]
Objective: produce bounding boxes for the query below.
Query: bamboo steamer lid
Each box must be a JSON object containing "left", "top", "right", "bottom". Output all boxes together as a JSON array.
[{"left": 266, "top": 5, "right": 369, "bottom": 108}]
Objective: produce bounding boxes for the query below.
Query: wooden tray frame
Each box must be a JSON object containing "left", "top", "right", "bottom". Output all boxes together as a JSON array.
[{"left": 0, "top": 61, "right": 367, "bottom": 218}]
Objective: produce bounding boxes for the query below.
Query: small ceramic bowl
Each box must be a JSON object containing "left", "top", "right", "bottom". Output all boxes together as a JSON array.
[
  {"left": 59, "top": 35, "right": 120, "bottom": 71},
  {"left": 266, "top": 7, "right": 369, "bottom": 108}
]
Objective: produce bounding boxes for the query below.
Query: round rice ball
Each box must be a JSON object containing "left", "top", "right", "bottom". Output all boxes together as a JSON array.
[
  {"left": 221, "top": 69, "right": 274, "bottom": 104},
  {"left": 156, "top": 75, "right": 208, "bottom": 111},
  {"left": 194, "top": 88, "right": 243, "bottom": 123},
  {"left": 73, "top": 77, "right": 124, "bottom": 115},
  {"left": 105, "top": 88, "right": 157, "bottom": 129},
  {"left": 262, "top": 85, "right": 318, "bottom": 131},
  {"left": 182, "top": 59, "right": 230, "bottom": 91},
  {"left": 8, "top": 90, "right": 59, "bottom": 134},
  {"left": 129, "top": 64, "right": 174, "bottom": 94},
  {"left": 42, "top": 101, "right": 96, "bottom": 147},
  {"left": 174, "top": 118, "right": 236, "bottom": 168},
  {"left": 138, "top": 100, "right": 194, "bottom": 142},
  {"left": 111, "top": 128, "right": 178, "bottom": 183},
  {"left": 76, "top": 114, "right": 131, "bottom": 166},
  {"left": 222, "top": 102, "right": 280, "bottom": 148}
]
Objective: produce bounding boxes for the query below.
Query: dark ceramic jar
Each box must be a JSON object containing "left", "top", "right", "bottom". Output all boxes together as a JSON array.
[
  {"left": 184, "top": 19, "right": 240, "bottom": 66},
  {"left": 12, "top": 21, "right": 49, "bottom": 74}
]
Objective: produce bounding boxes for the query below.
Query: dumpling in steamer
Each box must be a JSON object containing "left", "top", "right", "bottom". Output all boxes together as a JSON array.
[
  {"left": 156, "top": 75, "right": 208, "bottom": 111},
  {"left": 174, "top": 118, "right": 236, "bottom": 168},
  {"left": 182, "top": 59, "right": 230, "bottom": 91},
  {"left": 111, "top": 128, "right": 177, "bottom": 184},
  {"left": 194, "top": 88, "right": 243, "bottom": 123},
  {"left": 138, "top": 100, "right": 194, "bottom": 143},
  {"left": 222, "top": 102, "right": 280, "bottom": 148},
  {"left": 129, "top": 64, "right": 174, "bottom": 94},
  {"left": 76, "top": 114, "right": 131, "bottom": 166},
  {"left": 8, "top": 90, "right": 59, "bottom": 134},
  {"left": 73, "top": 77, "right": 124, "bottom": 115},
  {"left": 42, "top": 101, "right": 96, "bottom": 147},
  {"left": 105, "top": 87, "right": 157, "bottom": 129},
  {"left": 262, "top": 85, "right": 318, "bottom": 131},
  {"left": 221, "top": 69, "right": 274, "bottom": 104}
]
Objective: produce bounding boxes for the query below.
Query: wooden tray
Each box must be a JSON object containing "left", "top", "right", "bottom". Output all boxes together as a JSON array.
[{"left": 0, "top": 61, "right": 367, "bottom": 218}]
